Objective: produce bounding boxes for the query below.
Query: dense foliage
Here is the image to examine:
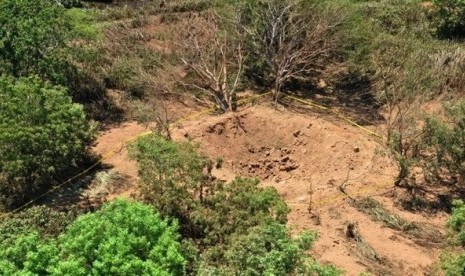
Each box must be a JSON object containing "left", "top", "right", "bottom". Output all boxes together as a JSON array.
[
  {"left": 0, "top": 200, "right": 186, "bottom": 275},
  {"left": 0, "top": 76, "right": 95, "bottom": 209},
  {"left": 442, "top": 200, "right": 465, "bottom": 275},
  {"left": 432, "top": 0, "right": 465, "bottom": 38},
  {"left": 0, "top": 0, "right": 73, "bottom": 83},
  {"left": 0, "top": 206, "right": 75, "bottom": 248},
  {"left": 199, "top": 221, "right": 341, "bottom": 275}
]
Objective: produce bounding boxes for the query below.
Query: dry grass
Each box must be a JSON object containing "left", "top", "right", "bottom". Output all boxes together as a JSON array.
[
  {"left": 345, "top": 222, "right": 394, "bottom": 275},
  {"left": 85, "top": 170, "right": 129, "bottom": 200},
  {"left": 353, "top": 197, "right": 444, "bottom": 247}
]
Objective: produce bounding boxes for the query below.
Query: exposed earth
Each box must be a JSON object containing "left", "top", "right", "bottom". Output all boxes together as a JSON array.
[{"left": 92, "top": 98, "right": 448, "bottom": 275}]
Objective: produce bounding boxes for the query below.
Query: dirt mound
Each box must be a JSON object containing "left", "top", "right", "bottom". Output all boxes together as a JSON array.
[
  {"left": 94, "top": 102, "right": 447, "bottom": 275},
  {"left": 175, "top": 104, "right": 397, "bottom": 207}
]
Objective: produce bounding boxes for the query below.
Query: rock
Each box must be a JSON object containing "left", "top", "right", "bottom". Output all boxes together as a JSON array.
[
  {"left": 279, "top": 163, "right": 299, "bottom": 172},
  {"left": 318, "top": 79, "right": 327, "bottom": 88},
  {"left": 249, "top": 162, "right": 260, "bottom": 168},
  {"left": 293, "top": 130, "right": 301, "bottom": 137},
  {"left": 353, "top": 147, "right": 360, "bottom": 153}
]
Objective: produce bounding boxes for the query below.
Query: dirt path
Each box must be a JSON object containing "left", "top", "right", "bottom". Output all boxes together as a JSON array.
[{"left": 92, "top": 103, "right": 447, "bottom": 275}]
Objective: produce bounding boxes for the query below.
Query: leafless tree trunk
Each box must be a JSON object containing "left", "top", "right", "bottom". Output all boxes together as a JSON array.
[
  {"left": 244, "top": 0, "right": 344, "bottom": 103},
  {"left": 176, "top": 13, "right": 244, "bottom": 112}
]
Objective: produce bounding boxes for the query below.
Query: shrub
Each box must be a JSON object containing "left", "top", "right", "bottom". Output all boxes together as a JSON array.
[
  {"left": 423, "top": 100, "right": 465, "bottom": 182},
  {"left": 128, "top": 134, "right": 210, "bottom": 224},
  {"left": 52, "top": 199, "right": 186, "bottom": 275},
  {"left": 0, "top": 0, "right": 73, "bottom": 83},
  {"left": 0, "top": 76, "right": 95, "bottom": 209},
  {"left": 196, "top": 177, "right": 289, "bottom": 246},
  {"left": 432, "top": 0, "right": 465, "bottom": 38},
  {"left": 442, "top": 200, "right": 465, "bottom": 275},
  {"left": 199, "top": 221, "right": 342, "bottom": 276},
  {"left": 0, "top": 206, "right": 75, "bottom": 249},
  {"left": 0, "top": 199, "right": 186, "bottom": 275},
  {"left": 0, "top": 232, "right": 58, "bottom": 275}
]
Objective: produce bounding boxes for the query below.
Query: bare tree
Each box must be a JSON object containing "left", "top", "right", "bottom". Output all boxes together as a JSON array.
[
  {"left": 176, "top": 13, "right": 244, "bottom": 112},
  {"left": 244, "top": 0, "right": 345, "bottom": 103}
]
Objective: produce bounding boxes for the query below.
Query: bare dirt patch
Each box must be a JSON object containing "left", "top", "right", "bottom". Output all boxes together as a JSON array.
[{"left": 93, "top": 102, "right": 448, "bottom": 275}]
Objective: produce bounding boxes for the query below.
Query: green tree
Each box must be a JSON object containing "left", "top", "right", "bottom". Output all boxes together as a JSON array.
[
  {"left": 199, "top": 221, "right": 342, "bottom": 276},
  {"left": 0, "top": 0, "right": 73, "bottom": 83},
  {"left": 128, "top": 134, "right": 210, "bottom": 225},
  {"left": 0, "top": 76, "right": 95, "bottom": 209},
  {"left": 0, "top": 200, "right": 186, "bottom": 275}
]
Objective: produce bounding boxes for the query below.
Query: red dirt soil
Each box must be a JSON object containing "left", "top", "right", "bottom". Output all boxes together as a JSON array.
[{"left": 93, "top": 101, "right": 448, "bottom": 275}]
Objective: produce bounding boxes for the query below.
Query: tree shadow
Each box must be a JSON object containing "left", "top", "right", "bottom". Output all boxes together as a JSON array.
[
  {"left": 36, "top": 158, "right": 113, "bottom": 213},
  {"left": 70, "top": 71, "right": 125, "bottom": 125},
  {"left": 281, "top": 71, "right": 384, "bottom": 126},
  {"left": 393, "top": 182, "right": 465, "bottom": 214}
]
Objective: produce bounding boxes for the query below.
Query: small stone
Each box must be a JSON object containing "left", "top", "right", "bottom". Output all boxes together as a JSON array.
[
  {"left": 353, "top": 147, "right": 360, "bottom": 153},
  {"left": 293, "top": 130, "right": 301, "bottom": 137},
  {"left": 318, "top": 79, "right": 327, "bottom": 88}
]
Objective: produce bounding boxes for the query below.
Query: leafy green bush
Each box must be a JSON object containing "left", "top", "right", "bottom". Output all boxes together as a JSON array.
[
  {"left": 432, "top": 0, "right": 465, "bottom": 38},
  {"left": 0, "top": 232, "right": 58, "bottom": 275},
  {"left": 198, "top": 177, "right": 289, "bottom": 244},
  {"left": 53, "top": 199, "right": 186, "bottom": 275},
  {"left": 0, "top": 76, "right": 95, "bottom": 209},
  {"left": 0, "top": 206, "right": 73, "bottom": 237},
  {"left": 0, "top": 199, "right": 186, "bottom": 275},
  {"left": 442, "top": 200, "right": 465, "bottom": 275},
  {"left": 0, "top": 0, "right": 73, "bottom": 83},
  {"left": 199, "top": 221, "right": 342, "bottom": 275},
  {"left": 128, "top": 134, "right": 209, "bottom": 222}
]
